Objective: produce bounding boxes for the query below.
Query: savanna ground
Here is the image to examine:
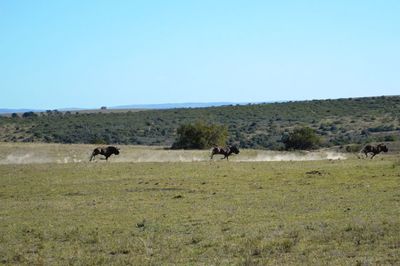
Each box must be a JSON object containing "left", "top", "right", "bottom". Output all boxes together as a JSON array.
[{"left": 0, "top": 143, "right": 399, "bottom": 265}]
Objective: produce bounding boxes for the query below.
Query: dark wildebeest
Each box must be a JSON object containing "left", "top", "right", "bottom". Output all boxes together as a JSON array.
[
  {"left": 89, "top": 146, "right": 120, "bottom": 161},
  {"left": 359, "top": 144, "right": 388, "bottom": 159},
  {"left": 210, "top": 145, "right": 240, "bottom": 160}
]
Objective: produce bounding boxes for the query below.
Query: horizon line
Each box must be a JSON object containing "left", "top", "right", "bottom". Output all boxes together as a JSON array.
[{"left": 1, "top": 94, "right": 399, "bottom": 113}]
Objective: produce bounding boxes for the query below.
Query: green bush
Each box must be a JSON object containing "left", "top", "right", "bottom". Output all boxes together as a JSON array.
[
  {"left": 384, "top": 135, "right": 397, "bottom": 142},
  {"left": 345, "top": 144, "right": 362, "bottom": 153},
  {"left": 172, "top": 122, "right": 227, "bottom": 149},
  {"left": 22, "top": 111, "right": 37, "bottom": 118},
  {"left": 282, "top": 127, "right": 320, "bottom": 150}
]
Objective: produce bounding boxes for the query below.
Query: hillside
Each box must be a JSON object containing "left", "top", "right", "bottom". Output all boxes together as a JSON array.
[{"left": 0, "top": 96, "right": 399, "bottom": 149}]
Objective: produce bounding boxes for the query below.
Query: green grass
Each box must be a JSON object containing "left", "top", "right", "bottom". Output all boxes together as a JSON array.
[{"left": 0, "top": 146, "right": 399, "bottom": 265}]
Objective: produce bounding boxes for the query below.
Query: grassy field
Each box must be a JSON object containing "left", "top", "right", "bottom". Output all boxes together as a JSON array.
[{"left": 0, "top": 143, "right": 399, "bottom": 265}]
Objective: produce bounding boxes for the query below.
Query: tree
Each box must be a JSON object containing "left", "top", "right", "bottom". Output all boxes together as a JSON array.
[
  {"left": 22, "top": 111, "right": 37, "bottom": 118},
  {"left": 172, "top": 122, "right": 228, "bottom": 149},
  {"left": 282, "top": 127, "right": 320, "bottom": 150}
]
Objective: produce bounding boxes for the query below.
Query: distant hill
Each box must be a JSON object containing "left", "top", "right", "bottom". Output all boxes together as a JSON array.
[
  {"left": 1, "top": 96, "right": 399, "bottom": 150},
  {"left": 111, "top": 102, "right": 247, "bottom": 109},
  {"left": 0, "top": 108, "right": 43, "bottom": 114},
  {"left": 0, "top": 108, "right": 85, "bottom": 114},
  {"left": 0, "top": 102, "right": 251, "bottom": 114}
]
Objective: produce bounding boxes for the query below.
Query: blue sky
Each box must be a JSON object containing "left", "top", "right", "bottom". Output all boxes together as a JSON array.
[{"left": 1, "top": 1, "right": 399, "bottom": 109}]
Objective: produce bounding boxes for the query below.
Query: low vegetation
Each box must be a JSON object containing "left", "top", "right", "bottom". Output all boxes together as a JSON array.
[
  {"left": 282, "top": 127, "right": 321, "bottom": 150},
  {"left": 1, "top": 96, "right": 399, "bottom": 149},
  {"left": 0, "top": 143, "right": 399, "bottom": 265},
  {"left": 172, "top": 122, "right": 228, "bottom": 149}
]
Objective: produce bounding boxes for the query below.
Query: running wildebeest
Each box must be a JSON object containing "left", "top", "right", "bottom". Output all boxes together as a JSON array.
[
  {"left": 89, "top": 146, "right": 120, "bottom": 161},
  {"left": 359, "top": 143, "right": 388, "bottom": 159},
  {"left": 210, "top": 145, "right": 240, "bottom": 160}
]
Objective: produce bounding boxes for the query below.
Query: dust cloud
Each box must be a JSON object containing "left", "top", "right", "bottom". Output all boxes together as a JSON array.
[
  {"left": 0, "top": 149, "right": 346, "bottom": 164},
  {"left": 2, "top": 153, "right": 53, "bottom": 164},
  {"left": 235, "top": 151, "right": 347, "bottom": 162}
]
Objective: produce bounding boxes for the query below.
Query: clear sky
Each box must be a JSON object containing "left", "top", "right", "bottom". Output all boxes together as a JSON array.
[{"left": 1, "top": 1, "right": 399, "bottom": 109}]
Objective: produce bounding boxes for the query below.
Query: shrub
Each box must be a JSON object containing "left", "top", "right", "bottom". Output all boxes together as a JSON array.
[
  {"left": 368, "top": 125, "right": 395, "bottom": 132},
  {"left": 22, "top": 111, "right": 37, "bottom": 118},
  {"left": 384, "top": 135, "right": 397, "bottom": 142},
  {"left": 172, "top": 122, "right": 227, "bottom": 149},
  {"left": 282, "top": 127, "right": 320, "bottom": 150},
  {"left": 345, "top": 144, "right": 362, "bottom": 153}
]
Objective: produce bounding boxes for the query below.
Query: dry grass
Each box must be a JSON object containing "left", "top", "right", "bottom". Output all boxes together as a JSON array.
[{"left": 0, "top": 143, "right": 399, "bottom": 265}]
